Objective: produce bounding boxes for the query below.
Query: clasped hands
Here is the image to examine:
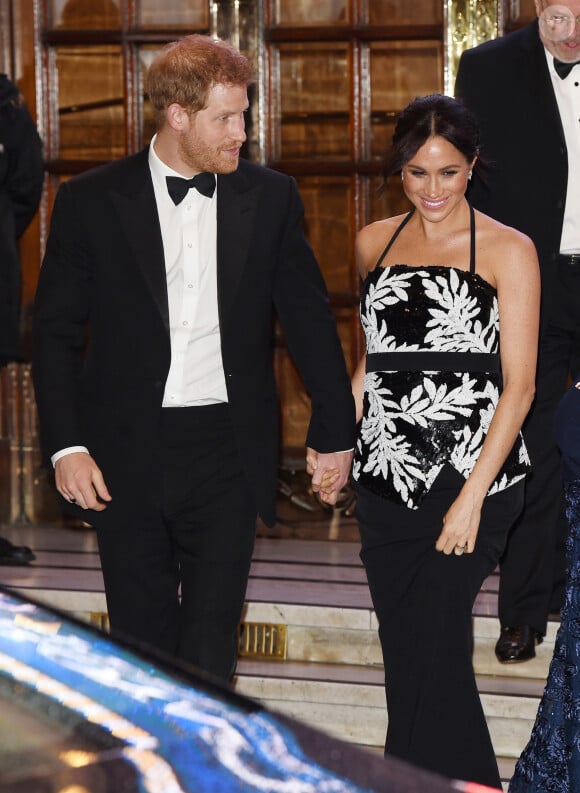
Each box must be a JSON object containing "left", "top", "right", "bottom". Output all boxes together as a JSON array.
[
  {"left": 56, "top": 448, "right": 353, "bottom": 512},
  {"left": 306, "top": 447, "right": 353, "bottom": 506}
]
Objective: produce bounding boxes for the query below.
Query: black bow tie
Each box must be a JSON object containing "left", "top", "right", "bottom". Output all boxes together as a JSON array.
[
  {"left": 166, "top": 172, "right": 216, "bottom": 204},
  {"left": 553, "top": 57, "right": 580, "bottom": 79}
]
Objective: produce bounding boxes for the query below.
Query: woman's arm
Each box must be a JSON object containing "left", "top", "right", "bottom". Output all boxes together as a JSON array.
[
  {"left": 352, "top": 353, "right": 367, "bottom": 424},
  {"left": 351, "top": 222, "right": 377, "bottom": 423},
  {"left": 436, "top": 227, "right": 540, "bottom": 555}
]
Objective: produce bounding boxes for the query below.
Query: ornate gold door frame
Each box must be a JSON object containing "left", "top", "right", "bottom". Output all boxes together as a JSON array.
[{"left": 444, "top": 0, "right": 502, "bottom": 95}]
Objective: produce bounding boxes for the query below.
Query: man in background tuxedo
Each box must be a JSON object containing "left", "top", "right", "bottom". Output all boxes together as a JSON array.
[
  {"left": 0, "top": 73, "right": 43, "bottom": 565},
  {"left": 455, "top": 0, "right": 580, "bottom": 662},
  {"left": 32, "top": 35, "right": 355, "bottom": 681}
]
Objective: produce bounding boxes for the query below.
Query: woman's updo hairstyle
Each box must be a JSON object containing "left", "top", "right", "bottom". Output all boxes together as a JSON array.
[{"left": 382, "top": 93, "right": 484, "bottom": 180}]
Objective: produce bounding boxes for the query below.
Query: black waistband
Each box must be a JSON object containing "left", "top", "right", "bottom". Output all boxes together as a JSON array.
[
  {"left": 366, "top": 351, "right": 500, "bottom": 373},
  {"left": 160, "top": 402, "right": 229, "bottom": 424},
  {"left": 558, "top": 254, "right": 580, "bottom": 268}
]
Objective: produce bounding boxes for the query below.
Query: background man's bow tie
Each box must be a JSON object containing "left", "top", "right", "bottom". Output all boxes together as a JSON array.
[
  {"left": 166, "top": 172, "right": 216, "bottom": 204},
  {"left": 553, "top": 57, "right": 580, "bottom": 79}
]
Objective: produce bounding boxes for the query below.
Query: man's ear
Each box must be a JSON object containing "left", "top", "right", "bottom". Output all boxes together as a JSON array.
[{"left": 166, "top": 103, "right": 189, "bottom": 132}]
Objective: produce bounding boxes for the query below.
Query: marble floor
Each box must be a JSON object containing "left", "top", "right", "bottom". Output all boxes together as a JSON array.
[{"left": 0, "top": 509, "right": 500, "bottom": 616}]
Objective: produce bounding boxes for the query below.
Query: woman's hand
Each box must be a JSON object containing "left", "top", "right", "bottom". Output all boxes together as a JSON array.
[
  {"left": 433, "top": 219, "right": 539, "bottom": 559},
  {"left": 435, "top": 489, "right": 482, "bottom": 556}
]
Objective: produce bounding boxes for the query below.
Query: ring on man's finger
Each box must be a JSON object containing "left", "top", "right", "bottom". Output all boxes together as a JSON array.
[
  {"left": 69, "top": 497, "right": 76, "bottom": 504},
  {"left": 454, "top": 543, "right": 466, "bottom": 556}
]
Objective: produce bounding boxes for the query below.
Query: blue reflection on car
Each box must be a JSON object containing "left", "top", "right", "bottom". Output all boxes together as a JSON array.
[
  {"left": 0, "top": 588, "right": 478, "bottom": 793},
  {"left": 0, "top": 588, "right": 375, "bottom": 792}
]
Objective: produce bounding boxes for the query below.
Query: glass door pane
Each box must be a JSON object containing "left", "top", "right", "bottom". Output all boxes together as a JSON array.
[
  {"left": 275, "top": 43, "right": 350, "bottom": 160},
  {"left": 137, "top": 0, "right": 209, "bottom": 28},
  {"left": 369, "top": 40, "right": 443, "bottom": 157},
  {"left": 55, "top": 45, "right": 125, "bottom": 159},
  {"left": 274, "top": 0, "right": 349, "bottom": 24},
  {"left": 49, "top": 0, "right": 121, "bottom": 28},
  {"left": 296, "top": 175, "right": 353, "bottom": 293},
  {"left": 368, "top": 0, "right": 442, "bottom": 24}
]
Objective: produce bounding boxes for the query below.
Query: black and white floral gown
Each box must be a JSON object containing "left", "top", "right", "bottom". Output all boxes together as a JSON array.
[{"left": 353, "top": 206, "right": 530, "bottom": 509}]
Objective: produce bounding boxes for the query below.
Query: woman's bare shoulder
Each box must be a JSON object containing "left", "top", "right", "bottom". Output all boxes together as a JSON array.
[
  {"left": 356, "top": 215, "right": 405, "bottom": 251},
  {"left": 355, "top": 214, "right": 408, "bottom": 276},
  {"left": 475, "top": 209, "right": 536, "bottom": 257},
  {"left": 474, "top": 209, "right": 539, "bottom": 294},
  {"left": 357, "top": 214, "right": 405, "bottom": 240}
]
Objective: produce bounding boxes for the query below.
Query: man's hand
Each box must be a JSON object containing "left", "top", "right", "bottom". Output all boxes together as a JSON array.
[
  {"left": 306, "top": 448, "right": 353, "bottom": 506},
  {"left": 55, "top": 452, "right": 112, "bottom": 512}
]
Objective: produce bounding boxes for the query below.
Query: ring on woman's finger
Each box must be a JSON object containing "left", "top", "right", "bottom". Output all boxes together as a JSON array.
[
  {"left": 454, "top": 543, "right": 466, "bottom": 556},
  {"left": 69, "top": 497, "right": 76, "bottom": 504}
]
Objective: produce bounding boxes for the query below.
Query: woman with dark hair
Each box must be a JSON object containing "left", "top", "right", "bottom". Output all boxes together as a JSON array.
[{"left": 351, "top": 94, "right": 540, "bottom": 788}]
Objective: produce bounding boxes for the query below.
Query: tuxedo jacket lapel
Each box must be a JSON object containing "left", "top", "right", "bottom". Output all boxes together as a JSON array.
[
  {"left": 110, "top": 150, "right": 170, "bottom": 335},
  {"left": 105, "top": 153, "right": 262, "bottom": 340},
  {"left": 521, "top": 20, "right": 566, "bottom": 147},
  {"left": 216, "top": 166, "right": 260, "bottom": 330}
]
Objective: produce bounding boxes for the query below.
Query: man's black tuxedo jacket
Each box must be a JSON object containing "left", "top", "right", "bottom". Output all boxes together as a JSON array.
[
  {"left": 32, "top": 150, "right": 355, "bottom": 528},
  {"left": 455, "top": 19, "right": 567, "bottom": 314}
]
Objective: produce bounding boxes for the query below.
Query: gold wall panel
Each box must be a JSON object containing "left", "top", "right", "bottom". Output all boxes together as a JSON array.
[
  {"left": 0, "top": 365, "right": 61, "bottom": 526},
  {"left": 444, "top": 0, "right": 499, "bottom": 95}
]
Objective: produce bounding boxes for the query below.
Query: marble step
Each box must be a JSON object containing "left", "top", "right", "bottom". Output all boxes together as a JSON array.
[
  {"left": 234, "top": 600, "right": 554, "bottom": 790},
  {"left": 241, "top": 600, "right": 558, "bottom": 682},
  {"left": 234, "top": 658, "right": 542, "bottom": 792},
  {"left": 234, "top": 657, "right": 544, "bottom": 755}
]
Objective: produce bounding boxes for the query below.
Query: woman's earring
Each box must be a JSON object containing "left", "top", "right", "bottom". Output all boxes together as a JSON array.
[
  {"left": 468, "top": 170, "right": 473, "bottom": 181},
  {"left": 401, "top": 172, "right": 404, "bottom": 181}
]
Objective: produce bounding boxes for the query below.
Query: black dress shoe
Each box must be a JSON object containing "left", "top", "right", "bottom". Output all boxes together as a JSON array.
[
  {"left": 0, "top": 537, "right": 35, "bottom": 566},
  {"left": 495, "top": 625, "right": 543, "bottom": 663}
]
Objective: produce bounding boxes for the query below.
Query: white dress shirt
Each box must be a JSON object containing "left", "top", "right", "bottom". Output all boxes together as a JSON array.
[
  {"left": 149, "top": 136, "right": 228, "bottom": 406},
  {"left": 546, "top": 48, "right": 580, "bottom": 254},
  {"left": 52, "top": 137, "right": 227, "bottom": 465}
]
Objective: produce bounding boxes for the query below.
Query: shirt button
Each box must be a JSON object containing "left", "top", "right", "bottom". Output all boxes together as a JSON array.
[
  {"left": 187, "top": 242, "right": 192, "bottom": 248},
  {"left": 187, "top": 283, "right": 194, "bottom": 288},
  {"left": 182, "top": 320, "right": 188, "bottom": 326}
]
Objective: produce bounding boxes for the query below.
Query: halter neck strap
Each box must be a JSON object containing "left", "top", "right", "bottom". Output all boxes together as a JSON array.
[
  {"left": 373, "top": 204, "right": 477, "bottom": 273},
  {"left": 375, "top": 209, "right": 415, "bottom": 270}
]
